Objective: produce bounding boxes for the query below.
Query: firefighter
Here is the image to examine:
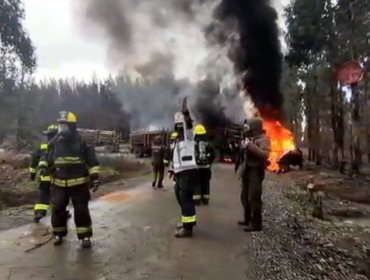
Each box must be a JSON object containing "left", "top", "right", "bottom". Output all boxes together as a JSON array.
[
  {"left": 167, "top": 132, "right": 180, "bottom": 203},
  {"left": 172, "top": 111, "right": 199, "bottom": 238},
  {"left": 193, "top": 124, "right": 215, "bottom": 205},
  {"left": 29, "top": 124, "right": 58, "bottom": 223},
  {"left": 151, "top": 135, "right": 166, "bottom": 189},
  {"left": 167, "top": 132, "right": 184, "bottom": 230},
  {"left": 38, "top": 111, "right": 99, "bottom": 248},
  {"left": 238, "top": 117, "right": 270, "bottom": 232}
]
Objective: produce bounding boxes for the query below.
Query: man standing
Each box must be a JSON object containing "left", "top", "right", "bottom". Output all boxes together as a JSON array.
[
  {"left": 193, "top": 124, "right": 215, "bottom": 205},
  {"left": 38, "top": 111, "right": 99, "bottom": 248},
  {"left": 167, "top": 132, "right": 180, "bottom": 205},
  {"left": 238, "top": 117, "right": 270, "bottom": 232},
  {"left": 29, "top": 124, "right": 58, "bottom": 223},
  {"left": 172, "top": 111, "right": 198, "bottom": 238},
  {"left": 151, "top": 135, "right": 166, "bottom": 189}
]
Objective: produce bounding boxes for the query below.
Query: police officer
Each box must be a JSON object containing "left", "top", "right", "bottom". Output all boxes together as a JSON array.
[
  {"left": 38, "top": 111, "right": 99, "bottom": 248},
  {"left": 151, "top": 135, "right": 166, "bottom": 189},
  {"left": 29, "top": 124, "right": 58, "bottom": 222},
  {"left": 238, "top": 117, "right": 270, "bottom": 232},
  {"left": 172, "top": 111, "right": 199, "bottom": 238},
  {"left": 193, "top": 124, "right": 215, "bottom": 205}
]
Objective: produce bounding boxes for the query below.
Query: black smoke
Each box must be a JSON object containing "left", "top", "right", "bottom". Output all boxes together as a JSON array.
[
  {"left": 207, "top": 0, "right": 284, "bottom": 120},
  {"left": 190, "top": 77, "right": 235, "bottom": 129},
  {"left": 74, "top": 0, "right": 284, "bottom": 127}
]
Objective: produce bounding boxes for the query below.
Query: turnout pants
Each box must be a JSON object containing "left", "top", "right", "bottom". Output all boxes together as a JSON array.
[
  {"left": 51, "top": 184, "right": 92, "bottom": 239},
  {"left": 152, "top": 163, "right": 165, "bottom": 188},
  {"left": 173, "top": 175, "right": 182, "bottom": 207},
  {"left": 34, "top": 181, "right": 51, "bottom": 216},
  {"left": 178, "top": 170, "right": 198, "bottom": 230},
  {"left": 241, "top": 167, "right": 264, "bottom": 228},
  {"left": 193, "top": 168, "right": 211, "bottom": 204}
]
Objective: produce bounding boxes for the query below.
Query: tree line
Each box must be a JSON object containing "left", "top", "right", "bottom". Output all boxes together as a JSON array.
[{"left": 284, "top": 0, "right": 370, "bottom": 172}]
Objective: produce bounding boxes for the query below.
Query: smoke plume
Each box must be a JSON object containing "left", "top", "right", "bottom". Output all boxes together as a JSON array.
[
  {"left": 207, "top": 0, "right": 284, "bottom": 120},
  {"left": 73, "top": 0, "right": 284, "bottom": 129}
]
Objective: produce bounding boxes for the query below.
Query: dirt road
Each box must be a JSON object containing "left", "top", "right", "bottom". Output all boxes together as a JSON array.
[
  {"left": 0, "top": 164, "right": 256, "bottom": 280},
  {"left": 1, "top": 164, "right": 369, "bottom": 280}
]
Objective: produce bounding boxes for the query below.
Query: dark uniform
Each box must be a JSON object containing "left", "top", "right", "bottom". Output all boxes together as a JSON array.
[
  {"left": 151, "top": 136, "right": 166, "bottom": 189},
  {"left": 237, "top": 117, "right": 270, "bottom": 232},
  {"left": 29, "top": 124, "right": 58, "bottom": 222},
  {"left": 29, "top": 143, "right": 51, "bottom": 221},
  {"left": 167, "top": 132, "right": 181, "bottom": 207},
  {"left": 39, "top": 111, "right": 99, "bottom": 248},
  {"left": 193, "top": 124, "right": 215, "bottom": 205}
]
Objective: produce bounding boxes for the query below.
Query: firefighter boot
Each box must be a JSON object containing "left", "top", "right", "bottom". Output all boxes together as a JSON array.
[
  {"left": 176, "top": 221, "right": 196, "bottom": 229},
  {"left": 53, "top": 236, "right": 63, "bottom": 246},
  {"left": 238, "top": 221, "right": 249, "bottom": 226},
  {"left": 244, "top": 225, "right": 262, "bottom": 232},
  {"left": 175, "top": 227, "right": 193, "bottom": 238},
  {"left": 81, "top": 237, "right": 92, "bottom": 248}
]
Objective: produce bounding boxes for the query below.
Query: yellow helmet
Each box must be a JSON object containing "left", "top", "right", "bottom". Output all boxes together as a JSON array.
[
  {"left": 58, "top": 111, "right": 77, "bottom": 124},
  {"left": 44, "top": 124, "right": 58, "bottom": 135},
  {"left": 170, "top": 132, "right": 178, "bottom": 140},
  {"left": 194, "top": 124, "right": 206, "bottom": 135}
]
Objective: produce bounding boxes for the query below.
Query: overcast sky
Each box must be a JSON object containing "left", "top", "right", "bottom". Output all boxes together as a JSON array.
[
  {"left": 24, "top": 0, "right": 110, "bottom": 81},
  {"left": 24, "top": 0, "right": 291, "bottom": 81}
]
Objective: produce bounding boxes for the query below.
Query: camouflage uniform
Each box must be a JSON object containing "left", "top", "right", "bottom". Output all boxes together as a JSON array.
[{"left": 238, "top": 118, "right": 270, "bottom": 232}]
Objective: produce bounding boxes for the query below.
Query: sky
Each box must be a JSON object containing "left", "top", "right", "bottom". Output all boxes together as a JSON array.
[
  {"left": 24, "top": 0, "right": 291, "bottom": 81},
  {"left": 24, "top": 0, "right": 110, "bottom": 81}
]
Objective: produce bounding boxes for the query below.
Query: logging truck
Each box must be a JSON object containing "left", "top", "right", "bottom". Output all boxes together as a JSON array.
[
  {"left": 77, "top": 128, "right": 121, "bottom": 152},
  {"left": 129, "top": 129, "right": 169, "bottom": 158}
]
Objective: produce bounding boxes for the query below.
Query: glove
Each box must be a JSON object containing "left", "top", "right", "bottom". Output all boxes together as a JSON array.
[
  {"left": 90, "top": 180, "right": 99, "bottom": 192},
  {"left": 30, "top": 173, "right": 36, "bottom": 181},
  {"left": 241, "top": 138, "right": 251, "bottom": 149}
]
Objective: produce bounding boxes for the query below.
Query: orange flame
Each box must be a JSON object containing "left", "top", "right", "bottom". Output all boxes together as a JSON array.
[{"left": 262, "top": 120, "right": 295, "bottom": 172}]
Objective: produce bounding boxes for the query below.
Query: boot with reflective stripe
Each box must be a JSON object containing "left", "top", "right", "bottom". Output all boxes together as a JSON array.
[{"left": 175, "top": 227, "right": 193, "bottom": 238}]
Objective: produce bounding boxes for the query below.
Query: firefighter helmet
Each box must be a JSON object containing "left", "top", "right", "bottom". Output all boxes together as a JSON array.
[
  {"left": 43, "top": 124, "right": 58, "bottom": 135},
  {"left": 170, "top": 132, "right": 178, "bottom": 140},
  {"left": 194, "top": 124, "right": 206, "bottom": 135},
  {"left": 58, "top": 111, "right": 77, "bottom": 124}
]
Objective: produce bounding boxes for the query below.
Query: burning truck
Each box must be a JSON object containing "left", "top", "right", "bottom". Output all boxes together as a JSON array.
[
  {"left": 214, "top": 119, "right": 303, "bottom": 173},
  {"left": 262, "top": 120, "right": 303, "bottom": 173},
  {"left": 128, "top": 119, "right": 303, "bottom": 173}
]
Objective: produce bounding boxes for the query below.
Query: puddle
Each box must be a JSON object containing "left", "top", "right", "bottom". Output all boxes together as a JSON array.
[
  {"left": 99, "top": 191, "right": 131, "bottom": 203},
  {"left": 343, "top": 217, "right": 370, "bottom": 227}
]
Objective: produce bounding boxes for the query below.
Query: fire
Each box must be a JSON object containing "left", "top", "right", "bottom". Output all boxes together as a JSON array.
[{"left": 262, "top": 120, "right": 295, "bottom": 172}]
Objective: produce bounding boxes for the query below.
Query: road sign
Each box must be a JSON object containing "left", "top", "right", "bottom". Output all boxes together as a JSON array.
[{"left": 336, "top": 61, "right": 364, "bottom": 85}]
